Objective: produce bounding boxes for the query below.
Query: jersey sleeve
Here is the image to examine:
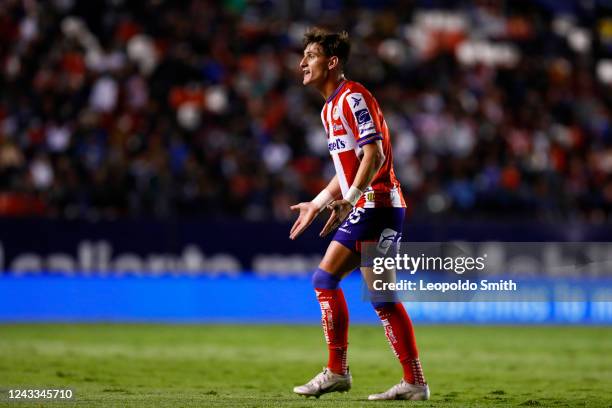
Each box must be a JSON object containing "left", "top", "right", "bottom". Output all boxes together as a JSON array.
[{"left": 342, "top": 91, "right": 383, "bottom": 147}]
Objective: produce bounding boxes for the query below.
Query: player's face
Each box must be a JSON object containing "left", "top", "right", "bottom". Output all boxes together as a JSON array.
[{"left": 300, "top": 43, "right": 330, "bottom": 87}]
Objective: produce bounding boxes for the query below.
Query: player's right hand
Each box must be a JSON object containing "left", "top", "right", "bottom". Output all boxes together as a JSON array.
[{"left": 289, "top": 202, "right": 320, "bottom": 240}]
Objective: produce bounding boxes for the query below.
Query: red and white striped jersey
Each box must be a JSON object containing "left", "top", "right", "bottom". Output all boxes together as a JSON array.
[{"left": 320, "top": 80, "right": 405, "bottom": 208}]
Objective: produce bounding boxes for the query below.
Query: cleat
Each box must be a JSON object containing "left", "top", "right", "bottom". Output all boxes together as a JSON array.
[
  {"left": 368, "top": 379, "right": 430, "bottom": 401},
  {"left": 293, "top": 367, "right": 352, "bottom": 398}
]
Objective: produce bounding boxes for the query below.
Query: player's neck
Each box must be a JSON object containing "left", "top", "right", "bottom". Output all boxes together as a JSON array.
[{"left": 320, "top": 75, "right": 346, "bottom": 100}]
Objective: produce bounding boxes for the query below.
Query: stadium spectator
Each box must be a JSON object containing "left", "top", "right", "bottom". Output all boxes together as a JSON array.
[{"left": 0, "top": 0, "right": 611, "bottom": 222}]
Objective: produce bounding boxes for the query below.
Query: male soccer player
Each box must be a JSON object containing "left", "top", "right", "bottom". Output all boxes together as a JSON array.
[{"left": 289, "top": 28, "right": 430, "bottom": 401}]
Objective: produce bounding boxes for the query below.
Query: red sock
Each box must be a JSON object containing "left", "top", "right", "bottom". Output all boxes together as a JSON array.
[
  {"left": 315, "top": 288, "right": 349, "bottom": 375},
  {"left": 374, "top": 303, "right": 426, "bottom": 385}
]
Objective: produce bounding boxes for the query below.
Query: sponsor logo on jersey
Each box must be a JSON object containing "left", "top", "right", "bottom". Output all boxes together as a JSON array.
[
  {"left": 333, "top": 123, "right": 344, "bottom": 132},
  {"left": 376, "top": 228, "right": 398, "bottom": 254},
  {"left": 348, "top": 93, "right": 367, "bottom": 112},
  {"left": 359, "top": 124, "right": 375, "bottom": 135},
  {"left": 326, "top": 134, "right": 354, "bottom": 153},
  {"left": 328, "top": 138, "right": 347, "bottom": 152},
  {"left": 355, "top": 109, "right": 372, "bottom": 125}
]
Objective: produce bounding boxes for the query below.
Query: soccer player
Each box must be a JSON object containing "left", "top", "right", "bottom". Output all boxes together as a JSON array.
[{"left": 289, "top": 28, "right": 430, "bottom": 401}]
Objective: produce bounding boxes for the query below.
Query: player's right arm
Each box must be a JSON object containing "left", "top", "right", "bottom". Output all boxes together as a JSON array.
[{"left": 289, "top": 176, "right": 341, "bottom": 240}]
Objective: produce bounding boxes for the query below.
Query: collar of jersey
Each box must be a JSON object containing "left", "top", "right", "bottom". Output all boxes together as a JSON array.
[{"left": 326, "top": 80, "right": 347, "bottom": 103}]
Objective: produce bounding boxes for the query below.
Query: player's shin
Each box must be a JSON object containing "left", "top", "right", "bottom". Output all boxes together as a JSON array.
[
  {"left": 372, "top": 301, "right": 426, "bottom": 385},
  {"left": 312, "top": 268, "right": 349, "bottom": 375}
]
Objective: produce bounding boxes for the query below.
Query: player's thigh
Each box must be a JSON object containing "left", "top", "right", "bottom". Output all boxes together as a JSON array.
[{"left": 319, "top": 240, "right": 360, "bottom": 279}]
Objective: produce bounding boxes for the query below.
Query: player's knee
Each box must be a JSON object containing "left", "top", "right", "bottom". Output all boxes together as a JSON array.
[
  {"left": 371, "top": 301, "right": 397, "bottom": 310},
  {"left": 369, "top": 289, "right": 398, "bottom": 310},
  {"left": 312, "top": 268, "right": 341, "bottom": 289}
]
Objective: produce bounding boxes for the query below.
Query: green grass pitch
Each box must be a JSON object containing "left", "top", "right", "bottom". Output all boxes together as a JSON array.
[{"left": 1, "top": 324, "right": 611, "bottom": 407}]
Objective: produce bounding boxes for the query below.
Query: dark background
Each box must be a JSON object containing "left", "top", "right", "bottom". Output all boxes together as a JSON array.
[{"left": 1, "top": 0, "right": 612, "bottom": 224}]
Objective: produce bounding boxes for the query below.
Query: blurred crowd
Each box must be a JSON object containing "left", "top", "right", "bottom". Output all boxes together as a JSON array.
[{"left": 1, "top": 0, "right": 612, "bottom": 222}]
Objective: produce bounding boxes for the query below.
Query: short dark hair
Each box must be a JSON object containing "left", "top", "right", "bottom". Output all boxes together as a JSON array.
[{"left": 303, "top": 27, "right": 351, "bottom": 67}]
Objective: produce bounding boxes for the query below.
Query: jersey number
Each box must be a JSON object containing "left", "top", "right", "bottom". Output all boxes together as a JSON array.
[{"left": 342, "top": 207, "right": 365, "bottom": 228}]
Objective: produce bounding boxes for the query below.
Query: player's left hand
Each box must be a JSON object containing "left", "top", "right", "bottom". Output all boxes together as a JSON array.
[{"left": 320, "top": 200, "right": 352, "bottom": 237}]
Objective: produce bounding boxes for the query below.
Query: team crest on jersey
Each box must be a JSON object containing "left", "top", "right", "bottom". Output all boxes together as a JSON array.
[{"left": 332, "top": 106, "right": 340, "bottom": 120}]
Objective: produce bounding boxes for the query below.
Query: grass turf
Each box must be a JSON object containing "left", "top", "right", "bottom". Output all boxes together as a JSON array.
[{"left": 0, "top": 324, "right": 611, "bottom": 407}]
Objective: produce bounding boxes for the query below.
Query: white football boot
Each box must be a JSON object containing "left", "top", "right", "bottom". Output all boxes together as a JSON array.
[
  {"left": 293, "top": 367, "right": 352, "bottom": 398},
  {"left": 368, "top": 379, "right": 430, "bottom": 401}
]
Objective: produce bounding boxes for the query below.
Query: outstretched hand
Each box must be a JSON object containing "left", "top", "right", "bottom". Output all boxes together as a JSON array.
[
  {"left": 289, "top": 202, "right": 320, "bottom": 240},
  {"left": 319, "top": 200, "right": 353, "bottom": 237}
]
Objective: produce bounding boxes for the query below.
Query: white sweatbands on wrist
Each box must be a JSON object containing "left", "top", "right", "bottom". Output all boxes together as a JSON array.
[
  {"left": 312, "top": 189, "right": 334, "bottom": 211},
  {"left": 345, "top": 186, "right": 363, "bottom": 207}
]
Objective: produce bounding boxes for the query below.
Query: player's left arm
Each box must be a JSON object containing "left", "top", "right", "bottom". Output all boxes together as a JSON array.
[{"left": 319, "top": 141, "right": 385, "bottom": 237}]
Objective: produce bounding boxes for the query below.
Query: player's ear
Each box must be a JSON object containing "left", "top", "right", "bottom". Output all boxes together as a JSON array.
[{"left": 328, "top": 56, "right": 339, "bottom": 70}]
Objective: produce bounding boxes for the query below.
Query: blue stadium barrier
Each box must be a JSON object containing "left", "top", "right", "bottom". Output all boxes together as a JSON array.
[
  {"left": 0, "top": 274, "right": 372, "bottom": 323},
  {"left": 1, "top": 274, "right": 611, "bottom": 324}
]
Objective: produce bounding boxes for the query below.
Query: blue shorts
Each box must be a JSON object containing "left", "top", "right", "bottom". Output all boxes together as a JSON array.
[{"left": 333, "top": 207, "right": 405, "bottom": 254}]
